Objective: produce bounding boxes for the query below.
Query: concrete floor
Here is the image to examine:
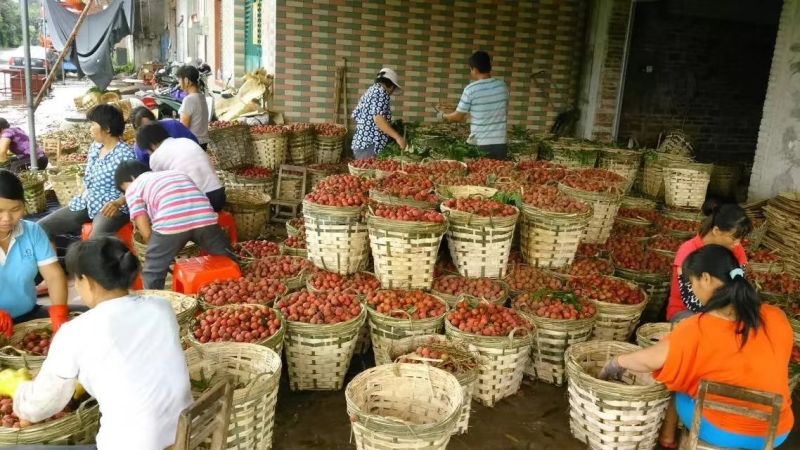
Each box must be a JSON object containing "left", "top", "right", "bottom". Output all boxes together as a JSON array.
[{"left": 271, "top": 354, "right": 800, "bottom": 450}]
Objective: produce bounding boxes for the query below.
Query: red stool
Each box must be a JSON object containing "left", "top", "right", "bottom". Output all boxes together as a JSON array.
[
  {"left": 81, "top": 222, "right": 135, "bottom": 253},
  {"left": 172, "top": 255, "right": 240, "bottom": 294},
  {"left": 217, "top": 210, "right": 238, "bottom": 244}
]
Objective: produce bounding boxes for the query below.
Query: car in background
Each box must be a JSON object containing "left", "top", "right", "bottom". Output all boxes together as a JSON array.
[{"left": 7, "top": 45, "right": 78, "bottom": 77}]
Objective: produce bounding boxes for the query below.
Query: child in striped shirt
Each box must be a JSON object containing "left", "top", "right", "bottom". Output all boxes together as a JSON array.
[{"left": 114, "top": 161, "right": 235, "bottom": 289}]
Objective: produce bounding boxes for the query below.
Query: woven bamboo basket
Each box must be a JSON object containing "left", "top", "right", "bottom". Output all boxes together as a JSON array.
[
  {"left": 658, "top": 129, "right": 694, "bottom": 157},
  {"left": 19, "top": 171, "right": 47, "bottom": 214},
  {"left": 641, "top": 152, "right": 692, "bottom": 200},
  {"left": 187, "top": 304, "right": 286, "bottom": 355},
  {"left": 551, "top": 145, "right": 599, "bottom": 169},
  {"left": 615, "top": 209, "right": 657, "bottom": 228},
  {"left": 508, "top": 140, "right": 539, "bottom": 162},
  {"left": 444, "top": 318, "right": 533, "bottom": 407},
  {"left": 369, "top": 189, "right": 438, "bottom": 210},
  {"left": 431, "top": 278, "right": 509, "bottom": 308},
  {"left": 250, "top": 132, "right": 288, "bottom": 170},
  {"left": 566, "top": 341, "right": 670, "bottom": 450},
  {"left": 620, "top": 195, "right": 657, "bottom": 210},
  {"left": 346, "top": 363, "right": 463, "bottom": 450},
  {"left": 587, "top": 276, "right": 649, "bottom": 341},
  {"left": 636, "top": 322, "right": 671, "bottom": 348},
  {"left": 280, "top": 243, "right": 307, "bottom": 259},
  {"left": 315, "top": 134, "right": 345, "bottom": 164},
  {"left": 368, "top": 293, "right": 449, "bottom": 365},
  {"left": 614, "top": 267, "right": 670, "bottom": 324},
  {"left": 388, "top": 334, "right": 478, "bottom": 435},
  {"left": 208, "top": 124, "right": 253, "bottom": 171},
  {"left": 303, "top": 200, "right": 370, "bottom": 274},
  {"left": 0, "top": 318, "right": 56, "bottom": 371},
  {"left": 598, "top": 148, "right": 641, "bottom": 193},
  {"left": 519, "top": 202, "right": 593, "bottom": 268},
  {"left": 512, "top": 296, "right": 595, "bottom": 386},
  {"left": 184, "top": 343, "right": 282, "bottom": 450},
  {"left": 748, "top": 219, "right": 768, "bottom": 249},
  {"left": 135, "top": 290, "right": 197, "bottom": 342},
  {"left": 347, "top": 162, "right": 376, "bottom": 178},
  {"left": 246, "top": 255, "right": 308, "bottom": 291},
  {"left": 288, "top": 129, "right": 315, "bottom": 165},
  {"left": 663, "top": 163, "right": 713, "bottom": 209},
  {"left": 558, "top": 183, "right": 623, "bottom": 244},
  {"left": 440, "top": 204, "right": 519, "bottom": 279},
  {"left": 367, "top": 214, "right": 447, "bottom": 290},
  {"left": 307, "top": 164, "right": 346, "bottom": 192},
  {"left": 789, "top": 313, "right": 800, "bottom": 346},
  {"left": 47, "top": 166, "right": 85, "bottom": 206},
  {"left": 0, "top": 397, "right": 99, "bottom": 446},
  {"left": 225, "top": 171, "right": 275, "bottom": 197},
  {"left": 282, "top": 303, "right": 366, "bottom": 390},
  {"left": 748, "top": 260, "right": 785, "bottom": 274},
  {"left": 435, "top": 184, "right": 498, "bottom": 200},
  {"left": 708, "top": 164, "right": 740, "bottom": 198},
  {"left": 224, "top": 189, "right": 271, "bottom": 241}
]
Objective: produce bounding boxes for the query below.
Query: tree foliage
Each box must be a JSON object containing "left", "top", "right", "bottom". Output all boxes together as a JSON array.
[{"left": 0, "top": 0, "right": 22, "bottom": 48}]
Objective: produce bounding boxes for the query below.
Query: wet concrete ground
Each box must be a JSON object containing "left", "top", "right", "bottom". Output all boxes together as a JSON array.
[{"left": 271, "top": 354, "right": 800, "bottom": 450}]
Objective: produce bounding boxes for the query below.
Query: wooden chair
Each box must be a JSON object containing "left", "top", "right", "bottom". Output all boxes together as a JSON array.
[
  {"left": 679, "top": 380, "right": 783, "bottom": 450},
  {"left": 271, "top": 164, "right": 307, "bottom": 223},
  {"left": 171, "top": 380, "right": 234, "bottom": 450}
]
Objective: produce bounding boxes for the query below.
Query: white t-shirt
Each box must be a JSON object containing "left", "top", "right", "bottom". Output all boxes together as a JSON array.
[
  {"left": 149, "top": 137, "right": 222, "bottom": 193},
  {"left": 178, "top": 93, "right": 209, "bottom": 144},
  {"left": 14, "top": 295, "right": 192, "bottom": 450}
]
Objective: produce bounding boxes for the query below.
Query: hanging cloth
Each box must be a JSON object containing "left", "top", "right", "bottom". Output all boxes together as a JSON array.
[{"left": 43, "top": 0, "right": 134, "bottom": 90}]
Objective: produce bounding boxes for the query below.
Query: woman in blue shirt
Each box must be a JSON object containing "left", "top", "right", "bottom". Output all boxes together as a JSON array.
[
  {"left": 129, "top": 106, "right": 197, "bottom": 167},
  {"left": 351, "top": 68, "right": 406, "bottom": 159},
  {"left": 38, "top": 105, "right": 136, "bottom": 240},
  {"left": 0, "top": 170, "right": 70, "bottom": 337}
]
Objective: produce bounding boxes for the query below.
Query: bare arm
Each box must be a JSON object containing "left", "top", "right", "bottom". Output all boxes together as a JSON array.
[
  {"left": 180, "top": 113, "right": 192, "bottom": 128},
  {"left": 374, "top": 115, "right": 407, "bottom": 149},
  {"left": 39, "top": 263, "right": 67, "bottom": 307},
  {"left": 617, "top": 337, "right": 670, "bottom": 372},
  {"left": 134, "top": 215, "right": 152, "bottom": 244},
  {"left": 0, "top": 137, "right": 11, "bottom": 163},
  {"left": 443, "top": 111, "right": 468, "bottom": 123}
]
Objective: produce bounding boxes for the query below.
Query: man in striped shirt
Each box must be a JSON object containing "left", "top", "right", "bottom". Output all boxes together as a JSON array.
[
  {"left": 114, "top": 161, "right": 234, "bottom": 289},
  {"left": 441, "top": 51, "right": 509, "bottom": 159}
]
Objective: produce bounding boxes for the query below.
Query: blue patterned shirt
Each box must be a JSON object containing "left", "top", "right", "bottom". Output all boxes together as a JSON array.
[
  {"left": 69, "top": 141, "right": 136, "bottom": 219},
  {"left": 351, "top": 83, "right": 392, "bottom": 153}
]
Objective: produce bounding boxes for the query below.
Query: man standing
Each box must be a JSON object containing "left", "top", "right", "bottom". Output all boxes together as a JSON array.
[{"left": 440, "top": 51, "right": 509, "bottom": 160}]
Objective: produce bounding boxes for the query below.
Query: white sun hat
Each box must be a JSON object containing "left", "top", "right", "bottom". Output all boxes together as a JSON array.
[{"left": 376, "top": 67, "right": 401, "bottom": 90}]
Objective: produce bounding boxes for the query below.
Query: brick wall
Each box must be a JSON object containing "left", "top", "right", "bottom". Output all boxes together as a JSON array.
[
  {"left": 590, "top": 0, "right": 632, "bottom": 142},
  {"left": 617, "top": 3, "right": 778, "bottom": 162},
  {"left": 274, "top": 0, "right": 587, "bottom": 131}
]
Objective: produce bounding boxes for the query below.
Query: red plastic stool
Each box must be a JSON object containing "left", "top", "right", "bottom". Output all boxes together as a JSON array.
[
  {"left": 81, "top": 222, "right": 135, "bottom": 253},
  {"left": 216, "top": 210, "right": 238, "bottom": 244},
  {"left": 172, "top": 255, "right": 240, "bottom": 294}
]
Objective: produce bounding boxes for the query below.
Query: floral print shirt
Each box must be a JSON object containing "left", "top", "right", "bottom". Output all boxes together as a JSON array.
[{"left": 69, "top": 141, "right": 135, "bottom": 219}]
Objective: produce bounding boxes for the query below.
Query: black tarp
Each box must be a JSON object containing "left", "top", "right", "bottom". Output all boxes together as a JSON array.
[{"left": 43, "top": 0, "right": 134, "bottom": 90}]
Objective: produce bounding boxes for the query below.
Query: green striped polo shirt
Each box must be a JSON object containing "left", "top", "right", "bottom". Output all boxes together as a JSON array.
[{"left": 456, "top": 78, "right": 509, "bottom": 146}]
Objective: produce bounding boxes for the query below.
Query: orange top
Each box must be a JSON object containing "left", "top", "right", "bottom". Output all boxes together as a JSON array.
[{"left": 655, "top": 304, "right": 794, "bottom": 436}]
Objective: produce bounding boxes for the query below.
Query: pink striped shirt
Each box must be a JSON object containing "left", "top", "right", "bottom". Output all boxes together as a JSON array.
[{"left": 125, "top": 170, "right": 218, "bottom": 234}]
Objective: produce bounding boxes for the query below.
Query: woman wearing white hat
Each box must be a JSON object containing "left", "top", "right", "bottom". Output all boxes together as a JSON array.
[{"left": 351, "top": 68, "right": 407, "bottom": 159}]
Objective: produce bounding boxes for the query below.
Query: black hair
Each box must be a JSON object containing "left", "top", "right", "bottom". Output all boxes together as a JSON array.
[
  {"left": 0, "top": 170, "right": 24, "bottom": 202},
  {"left": 86, "top": 104, "right": 125, "bottom": 137},
  {"left": 130, "top": 106, "right": 156, "bottom": 129},
  {"left": 114, "top": 160, "right": 151, "bottom": 191},
  {"left": 0, "top": 118, "right": 9, "bottom": 130},
  {"left": 65, "top": 237, "right": 140, "bottom": 290},
  {"left": 136, "top": 122, "right": 170, "bottom": 152},
  {"left": 176, "top": 65, "right": 200, "bottom": 85},
  {"left": 682, "top": 244, "right": 761, "bottom": 347},
  {"left": 376, "top": 77, "right": 396, "bottom": 89},
  {"left": 468, "top": 51, "right": 492, "bottom": 74},
  {"left": 699, "top": 198, "right": 753, "bottom": 239}
]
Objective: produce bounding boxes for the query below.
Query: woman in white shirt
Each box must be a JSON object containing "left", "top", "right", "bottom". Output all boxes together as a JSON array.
[
  {"left": 176, "top": 65, "right": 209, "bottom": 148},
  {"left": 14, "top": 237, "right": 192, "bottom": 450}
]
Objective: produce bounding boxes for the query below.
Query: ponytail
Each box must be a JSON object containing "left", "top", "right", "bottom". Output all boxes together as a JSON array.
[
  {"left": 682, "top": 244, "right": 762, "bottom": 347},
  {"left": 699, "top": 199, "right": 753, "bottom": 239}
]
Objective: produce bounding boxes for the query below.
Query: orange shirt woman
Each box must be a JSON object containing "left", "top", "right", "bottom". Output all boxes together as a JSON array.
[{"left": 600, "top": 245, "right": 793, "bottom": 448}]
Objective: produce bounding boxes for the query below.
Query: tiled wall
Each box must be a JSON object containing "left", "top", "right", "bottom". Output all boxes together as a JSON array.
[{"left": 274, "top": 0, "right": 587, "bottom": 132}]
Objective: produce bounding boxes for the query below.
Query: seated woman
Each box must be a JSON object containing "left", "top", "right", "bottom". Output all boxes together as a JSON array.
[
  {"left": 129, "top": 106, "right": 197, "bottom": 166},
  {"left": 13, "top": 237, "right": 192, "bottom": 450},
  {"left": 0, "top": 170, "right": 71, "bottom": 337},
  {"left": 0, "top": 117, "right": 48, "bottom": 171},
  {"left": 38, "top": 104, "right": 136, "bottom": 240},
  {"left": 114, "top": 160, "right": 234, "bottom": 289},
  {"left": 600, "top": 245, "right": 793, "bottom": 449},
  {"left": 135, "top": 122, "right": 225, "bottom": 211}
]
